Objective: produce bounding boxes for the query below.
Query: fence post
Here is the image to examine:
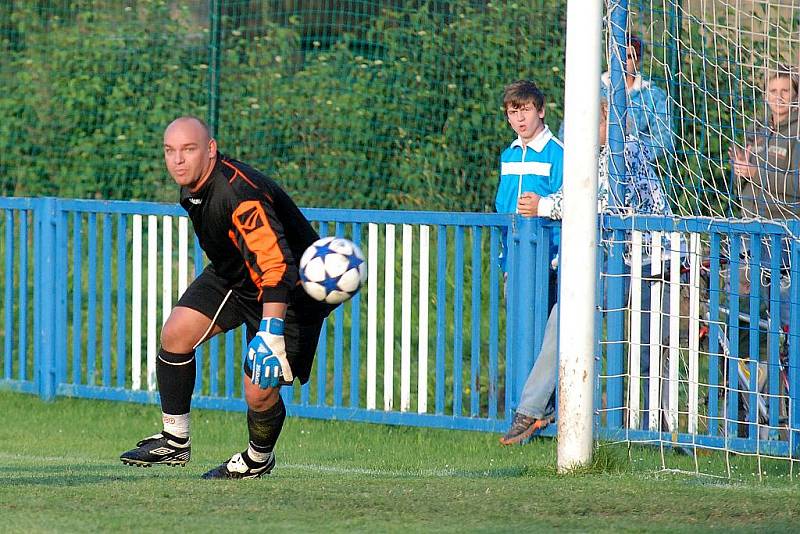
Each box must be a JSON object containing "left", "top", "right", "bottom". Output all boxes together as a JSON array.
[
  {"left": 36, "top": 197, "right": 58, "bottom": 401},
  {"left": 509, "top": 216, "right": 538, "bottom": 409},
  {"left": 533, "top": 221, "right": 552, "bottom": 353},
  {"left": 208, "top": 0, "right": 223, "bottom": 137},
  {"left": 789, "top": 221, "right": 800, "bottom": 458}
]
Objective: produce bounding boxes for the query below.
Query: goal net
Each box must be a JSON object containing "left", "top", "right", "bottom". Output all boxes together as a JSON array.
[{"left": 598, "top": 0, "right": 800, "bottom": 478}]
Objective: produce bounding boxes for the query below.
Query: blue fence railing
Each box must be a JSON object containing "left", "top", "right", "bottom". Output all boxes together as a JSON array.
[
  {"left": 598, "top": 215, "right": 800, "bottom": 456},
  {"left": 0, "top": 198, "right": 553, "bottom": 434},
  {"left": 2, "top": 197, "right": 799, "bottom": 456}
]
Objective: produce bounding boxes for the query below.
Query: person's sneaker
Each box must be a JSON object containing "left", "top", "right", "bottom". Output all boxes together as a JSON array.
[
  {"left": 499, "top": 412, "right": 551, "bottom": 445},
  {"left": 119, "top": 433, "right": 191, "bottom": 467},
  {"left": 201, "top": 451, "right": 275, "bottom": 480}
]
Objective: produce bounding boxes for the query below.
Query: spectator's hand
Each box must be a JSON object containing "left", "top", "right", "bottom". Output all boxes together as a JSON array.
[
  {"left": 730, "top": 145, "right": 756, "bottom": 179},
  {"left": 517, "top": 192, "right": 541, "bottom": 217}
]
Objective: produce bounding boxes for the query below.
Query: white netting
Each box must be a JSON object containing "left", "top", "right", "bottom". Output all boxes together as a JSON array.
[
  {"left": 596, "top": 0, "right": 800, "bottom": 478},
  {"left": 633, "top": 0, "right": 800, "bottom": 222}
]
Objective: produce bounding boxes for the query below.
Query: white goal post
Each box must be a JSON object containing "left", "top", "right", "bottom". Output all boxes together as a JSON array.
[{"left": 558, "top": 0, "right": 603, "bottom": 472}]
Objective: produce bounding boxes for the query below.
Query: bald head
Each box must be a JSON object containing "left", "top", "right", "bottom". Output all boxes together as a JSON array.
[
  {"left": 163, "top": 116, "right": 217, "bottom": 191},
  {"left": 165, "top": 116, "right": 211, "bottom": 143}
]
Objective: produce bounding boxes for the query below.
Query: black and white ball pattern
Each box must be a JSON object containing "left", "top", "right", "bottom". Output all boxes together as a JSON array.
[{"left": 299, "top": 237, "right": 367, "bottom": 304}]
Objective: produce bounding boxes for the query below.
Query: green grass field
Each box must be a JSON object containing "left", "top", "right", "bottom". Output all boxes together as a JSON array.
[{"left": 2, "top": 390, "right": 800, "bottom": 533}]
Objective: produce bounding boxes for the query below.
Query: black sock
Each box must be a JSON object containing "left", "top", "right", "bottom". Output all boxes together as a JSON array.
[
  {"left": 156, "top": 348, "right": 196, "bottom": 415},
  {"left": 245, "top": 397, "right": 286, "bottom": 464}
]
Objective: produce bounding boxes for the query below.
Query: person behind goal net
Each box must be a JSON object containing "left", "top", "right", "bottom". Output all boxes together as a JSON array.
[{"left": 726, "top": 65, "right": 800, "bottom": 434}]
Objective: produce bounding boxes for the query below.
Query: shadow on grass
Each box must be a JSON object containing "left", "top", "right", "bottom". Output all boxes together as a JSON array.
[
  {"left": 442, "top": 466, "right": 538, "bottom": 478},
  {"left": 0, "top": 463, "right": 187, "bottom": 487}
]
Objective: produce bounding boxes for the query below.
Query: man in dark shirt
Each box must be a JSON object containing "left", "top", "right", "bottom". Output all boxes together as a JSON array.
[{"left": 120, "top": 116, "right": 335, "bottom": 479}]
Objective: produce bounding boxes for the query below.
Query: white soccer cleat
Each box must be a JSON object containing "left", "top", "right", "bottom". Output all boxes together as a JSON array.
[{"left": 201, "top": 451, "right": 275, "bottom": 479}]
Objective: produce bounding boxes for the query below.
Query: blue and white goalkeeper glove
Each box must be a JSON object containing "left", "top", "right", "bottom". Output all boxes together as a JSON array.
[{"left": 246, "top": 318, "right": 292, "bottom": 389}]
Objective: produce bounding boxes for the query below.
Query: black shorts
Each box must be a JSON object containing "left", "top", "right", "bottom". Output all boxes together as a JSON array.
[{"left": 176, "top": 265, "right": 338, "bottom": 384}]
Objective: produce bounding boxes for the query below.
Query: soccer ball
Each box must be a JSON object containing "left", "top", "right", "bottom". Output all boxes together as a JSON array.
[{"left": 299, "top": 237, "right": 367, "bottom": 304}]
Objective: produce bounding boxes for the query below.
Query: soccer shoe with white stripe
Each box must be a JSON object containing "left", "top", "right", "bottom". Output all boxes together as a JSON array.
[
  {"left": 119, "top": 433, "right": 191, "bottom": 467},
  {"left": 201, "top": 451, "right": 275, "bottom": 480}
]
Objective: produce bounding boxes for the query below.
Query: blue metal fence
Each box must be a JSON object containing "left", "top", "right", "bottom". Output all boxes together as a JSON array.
[
  {"left": 2, "top": 197, "right": 798, "bottom": 457},
  {"left": 0, "top": 198, "right": 553, "bottom": 435},
  {"left": 598, "top": 215, "right": 800, "bottom": 456}
]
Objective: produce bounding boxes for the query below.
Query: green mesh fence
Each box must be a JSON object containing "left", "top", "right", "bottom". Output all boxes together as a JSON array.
[{"left": 0, "top": 1, "right": 567, "bottom": 210}]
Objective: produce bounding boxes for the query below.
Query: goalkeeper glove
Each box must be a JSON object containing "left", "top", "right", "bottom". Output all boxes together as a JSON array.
[{"left": 246, "top": 317, "right": 293, "bottom": 389}]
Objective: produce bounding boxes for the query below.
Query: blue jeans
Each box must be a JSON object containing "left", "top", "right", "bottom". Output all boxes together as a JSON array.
[
  {"left": 516, "top": 304, "right": 559, "bottom": 419},
  {"left": 510, "top": 269, "right": 558, "bottom": 420}
]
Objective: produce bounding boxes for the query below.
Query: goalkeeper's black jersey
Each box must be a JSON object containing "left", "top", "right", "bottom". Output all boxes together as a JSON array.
[{"left": 179, "top": 153, "right": 319, "bottom": 304}]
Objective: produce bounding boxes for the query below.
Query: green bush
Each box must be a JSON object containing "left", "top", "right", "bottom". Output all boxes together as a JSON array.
[
  {"left": 0, "top": 2, "right": 208, "bottom": 201},
  {"left": 0, "top": 0, "right": 567, "bottom": 209}
]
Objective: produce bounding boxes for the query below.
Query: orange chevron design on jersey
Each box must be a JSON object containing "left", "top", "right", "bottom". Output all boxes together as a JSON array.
[
  {"left": 230, "top": 200, "right": 287, "bottom": 294},
  {"left": 235, "top": 204, "right": 265, "bottom": 234}
]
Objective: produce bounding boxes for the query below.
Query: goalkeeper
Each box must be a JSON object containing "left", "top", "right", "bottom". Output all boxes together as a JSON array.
[{"left": 120, "top": 116, "right": 337, "bottom": 479}]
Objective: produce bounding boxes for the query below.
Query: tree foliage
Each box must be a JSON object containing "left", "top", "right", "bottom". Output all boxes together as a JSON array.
[{"left": 0, "top": 1, "right": 567, "bottom": 208}]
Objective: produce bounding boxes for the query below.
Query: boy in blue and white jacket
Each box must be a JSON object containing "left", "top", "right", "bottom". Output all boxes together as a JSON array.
[
  {"left": 495, "top": 80, "right": 564, "bottom": 273},
  {"left": 500, "top": 95, "right": 676, "bottom": 445}
]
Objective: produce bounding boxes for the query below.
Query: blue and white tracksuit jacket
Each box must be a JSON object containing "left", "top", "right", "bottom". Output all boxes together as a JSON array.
[{"left": 495, "top": 126, "right": 564, "bottom": 271}]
